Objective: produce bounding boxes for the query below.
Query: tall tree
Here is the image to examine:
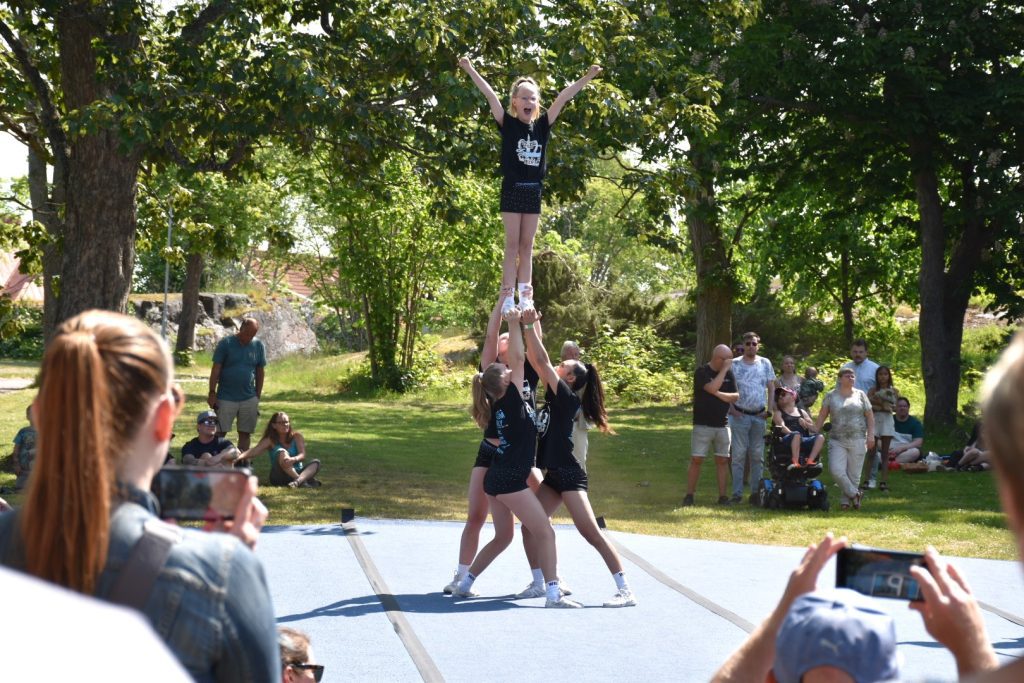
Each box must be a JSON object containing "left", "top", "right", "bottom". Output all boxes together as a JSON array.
[{"left": 734, "top": 0, "right": 1024, "bottom": 425}]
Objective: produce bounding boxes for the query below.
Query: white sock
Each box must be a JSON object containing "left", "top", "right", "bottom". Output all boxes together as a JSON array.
[
  {"left": 531, "top": 568, "right": 544, "bottom": 587},
  {"left": 518, "top": 282, "right": 532, "bottom": 300},
  {"left": 458, "top": 572, "right": 476, "bottom": 592},
  {"left": 457, "top": 564, "right": 470, "bottom": 580},
  {"left": 613, "top": 571, "right": 629, "bottom": 591},
  {"left": 545, "top": 580, "right": 560, "bottom": 601}
]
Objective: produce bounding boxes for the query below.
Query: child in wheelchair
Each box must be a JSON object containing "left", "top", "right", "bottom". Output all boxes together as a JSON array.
[{"left": 772, "top": 386, "right": 825, "bottom": 471}]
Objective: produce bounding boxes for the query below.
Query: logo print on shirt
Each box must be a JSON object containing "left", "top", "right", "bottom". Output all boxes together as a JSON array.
[{"left": 517, "top": 135, "right": 542, "bottom": 166}]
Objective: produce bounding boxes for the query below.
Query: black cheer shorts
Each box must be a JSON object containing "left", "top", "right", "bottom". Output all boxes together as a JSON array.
[
  {"left": 474, "top": 439, "right": 499, "bottom": 469},
  {"left": 500, "top": 180, "right": 543, "bottom": 214},
  {"left": 484, "top": 466, "right": 531, "bottom": 496},
  {"left": 542, "top": 466, "right": 589, "bottom": 493}
]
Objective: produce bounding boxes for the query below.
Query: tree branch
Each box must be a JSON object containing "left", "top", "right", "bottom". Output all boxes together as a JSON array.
[
  {"left": 178, "top": 0, "right": 235, "bottom": 47},
  {"left": 163, "top": 138, "right": 252, "bottom": 173},
  {"left": 0, "top": 110, "right": 47, "bottom": 159},
  {"left": 0, "top": 16, "right": 68, "bottom": 173},
  {"left": 1, "top": 195, "right": 35, "bottom": 213}
]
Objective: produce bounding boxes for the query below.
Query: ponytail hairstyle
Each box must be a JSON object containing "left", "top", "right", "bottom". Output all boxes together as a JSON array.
[
  {"left": 22, "top": 310, "right": 172, "bottom": 594},
  {"left": 471, "top": 363, "right": 507, "bottom": 429},
  {"left": 577, "top": 362, "right": 614, "bottom": 434}
]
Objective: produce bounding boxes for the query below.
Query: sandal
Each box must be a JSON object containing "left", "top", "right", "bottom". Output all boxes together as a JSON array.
[{"left": 879, "top": 481, "right": 889, "bottom": 492}]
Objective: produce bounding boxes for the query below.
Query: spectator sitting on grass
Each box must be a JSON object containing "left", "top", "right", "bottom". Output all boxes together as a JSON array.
[
  {"left": 713, "top": 534, "right": 901, "bottom": 683},
  {"left": 889, "top": 397, "right": 924, "bottom": 464},
  {"left": 12, "top": 406, "right": 36, "bottom": 492},
  {"left": 181, "top": 410, "right": 239, "bottom": 467},
  {"left": 239, "top": 412, "right": 322, "bottom": 488}
]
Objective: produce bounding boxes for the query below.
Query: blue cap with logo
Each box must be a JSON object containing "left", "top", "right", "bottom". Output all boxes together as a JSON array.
[{"left": 773, "top": 588, "right": 900, "bottom": 683}]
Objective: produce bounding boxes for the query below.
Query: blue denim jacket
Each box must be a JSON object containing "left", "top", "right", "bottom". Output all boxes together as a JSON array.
[{"left": 0, "top": 484, "right": 280, "bottom": 682}]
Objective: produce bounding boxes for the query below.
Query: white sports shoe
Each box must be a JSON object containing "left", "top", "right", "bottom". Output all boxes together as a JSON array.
[
  {"left": 515, "top": 582, "right": 546, "bottom": 599},
  {"left": 559, "top": 580, "right": 573, "bottom": 597},
  {"left": 443, "top": 571, "right": 461, "bottom": 595},
  {"left": 545, "top": 596, "right": 583, "bottom": 608},
  {"left": 501, "top": 295, "right": 515, "bottom": 315},
  {"left": 603, "top": 590, "right": 638, "bottom": 608},
  {"left": 453, "top": 585, "right": 479, "bottom": 598}
]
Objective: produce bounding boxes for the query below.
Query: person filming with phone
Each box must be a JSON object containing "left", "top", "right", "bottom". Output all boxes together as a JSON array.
[{"left": 0, "top": 310, "right": 279, "bottom": 682}]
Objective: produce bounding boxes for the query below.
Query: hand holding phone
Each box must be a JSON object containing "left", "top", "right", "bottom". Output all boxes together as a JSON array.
[
  {"left": 836, "top": 545, "right": 926, "bottom": 601},
  {"left": 152, "top": 466, "right": 251, "bottom": 522}
]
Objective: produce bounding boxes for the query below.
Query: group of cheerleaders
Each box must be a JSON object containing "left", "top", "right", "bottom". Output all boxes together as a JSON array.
[{"left": 443, "top": 59, "right": 636, "bottom": 608}]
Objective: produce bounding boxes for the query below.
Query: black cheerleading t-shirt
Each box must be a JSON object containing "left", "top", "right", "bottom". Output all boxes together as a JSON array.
[
  {"left": 491, "top": 382, "right": 538, "bottom": 472},
  {"left": 537, "top": 379, "right": 581, "bottom": 471},
  {"left": 498, "top": 111, "right": 550, "bottom": 182},
  {"left": 481, "top": 359, "right": 540, "bottom": 440}
]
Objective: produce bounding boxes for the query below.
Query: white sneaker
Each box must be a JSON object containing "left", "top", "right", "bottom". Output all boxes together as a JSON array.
[
  {"left": 443, "top": 571, "right": 461, "bottom": 595},
  {"left": 558, "top": 580, "right": 573, "bottom": 597},
  {"left": 545, "top": 596, "right": 583, "bottom": 608},
  {"left": 515, "top": 582, "right": 546, "bottom": 599},
  {"left": 453, "top": 586, "right": 479, "bottom": 598},
  {"left": 519, "top": 296, "right": 535, "bottom": 312},
  {"left": 866, "top": 479, "right": 877, "bottom": 490},
  {"left": 603, "top": 590, "right": 637, "bottom": 608},
  {"left": 501, "top": 295, "right": 515, "bottom": 315}
]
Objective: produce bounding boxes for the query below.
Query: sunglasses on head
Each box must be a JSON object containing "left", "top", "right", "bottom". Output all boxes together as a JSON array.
[{"left": 290, "top": 663, "right": 324, "bottom": 682}]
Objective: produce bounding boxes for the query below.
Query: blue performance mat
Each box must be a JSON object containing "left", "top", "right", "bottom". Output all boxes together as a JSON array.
[{"left": 257, "top": 520, "right": 1024, "bottom": 682}]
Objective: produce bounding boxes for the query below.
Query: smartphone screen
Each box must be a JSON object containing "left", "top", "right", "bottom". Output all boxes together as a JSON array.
[
  {"left": 836, "top": 546, "right": 926, "bottom": 601},
  {"left": 152, "top": 466, "right": 250, "bottom": 522}
]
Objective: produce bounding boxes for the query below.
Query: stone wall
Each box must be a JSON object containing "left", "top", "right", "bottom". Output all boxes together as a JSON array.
[{"left": 134, "top": 294, "right": 319, "bottom": 361}]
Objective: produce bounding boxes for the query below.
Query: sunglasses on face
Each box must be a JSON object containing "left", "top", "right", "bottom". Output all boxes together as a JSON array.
[
  {"left": 290, "top": 663, "right": 324, "bottom": 682},
  {"left": 199, "top": 419, "right": 218, "bottom": 426},
  {"left": 744, "top": 341, "right": 759, "bottom": 347}
]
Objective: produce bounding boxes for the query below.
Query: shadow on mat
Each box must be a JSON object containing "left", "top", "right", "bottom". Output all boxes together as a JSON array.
[
  {"left": 276, "top": 593, "right": 542, "bottom": 621},
  {"left": 260, "top": 526, "right": 377, "bottom": 537}
]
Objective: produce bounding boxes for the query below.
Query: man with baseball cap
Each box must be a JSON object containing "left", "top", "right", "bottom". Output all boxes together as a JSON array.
[{"left": 179, "top": 410, "right": 239, "bottom": 467}]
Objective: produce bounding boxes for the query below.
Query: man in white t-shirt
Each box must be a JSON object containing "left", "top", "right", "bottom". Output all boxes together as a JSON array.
[
  {"left": 728, "top": 331, "right": 776, "bottom": 504},
  {"left": 841, "top": 338, "right": 880, "bottom": 394}
]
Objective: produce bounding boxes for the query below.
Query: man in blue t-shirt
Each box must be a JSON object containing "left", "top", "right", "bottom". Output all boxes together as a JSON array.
[{"left": 208, "top": 317, "right": 267, "bottom": 451}]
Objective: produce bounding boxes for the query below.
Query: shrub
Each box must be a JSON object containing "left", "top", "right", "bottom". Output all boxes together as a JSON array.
[
  {"left": 0, "top": 302, "right": 43, "bottom": 360},
  {"left": 588, "top": 324, "right": 692, "bottom": 404}
]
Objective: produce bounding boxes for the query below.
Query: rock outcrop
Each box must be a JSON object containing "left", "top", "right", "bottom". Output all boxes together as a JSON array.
[{"left": 134, "top": 294, "right": 319, "bottom": 361}]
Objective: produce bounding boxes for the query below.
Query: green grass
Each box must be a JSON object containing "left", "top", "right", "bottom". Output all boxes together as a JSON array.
[{"left": 0, "top": 335, "right": 1014, "bottom": 560}]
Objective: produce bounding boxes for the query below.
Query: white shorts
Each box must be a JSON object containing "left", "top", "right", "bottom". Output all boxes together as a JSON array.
[
  {"left": 217, "top": 397, "right": 260, "bottom": 434},
  {"left": 691, "top": 424, "right": 731, "bottom": 458}
]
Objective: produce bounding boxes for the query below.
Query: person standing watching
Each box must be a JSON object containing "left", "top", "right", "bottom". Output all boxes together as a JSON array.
[
  {"left": 729, "top": 332, "right": 776, "bottom": 504},
  {"left": 842, "top": 338, "right": 880, "bottom": 394},
  {"left": 683, "top": 344, "right": 739, "bottom": 507},
  {"left": 209, "top": 317, "right": 266, "bottom": 452}
]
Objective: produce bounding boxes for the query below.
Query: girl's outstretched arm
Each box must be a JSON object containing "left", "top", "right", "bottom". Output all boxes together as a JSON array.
[
  {"left": 505, "top": 308, "right": 526, "bottom": 390},
  {"left": 547, "top": 64, "right": 602, "bottom": 124},
  {"left": 480, "top": 289, "right": 506, "bottom": 368},
  {"left": 459, "top": 56, "right": 505, "bottom": 125},
  {"left": 522, "top": 307, "right": 557, "bottom": 393}
]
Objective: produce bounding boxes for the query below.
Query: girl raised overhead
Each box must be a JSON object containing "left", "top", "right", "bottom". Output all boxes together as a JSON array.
[{"left": 458, "top": 57, "right": 601, "bottom": 314}]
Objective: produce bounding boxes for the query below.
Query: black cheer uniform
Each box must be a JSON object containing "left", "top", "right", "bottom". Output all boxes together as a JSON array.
[{"left": 539, "top": 379, "right": 588, "bottom": 493}]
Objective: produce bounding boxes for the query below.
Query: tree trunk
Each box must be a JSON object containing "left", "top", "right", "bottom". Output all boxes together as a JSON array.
[
  {"left": 840, "top": 251, "right": 854, "bottom": 347},
  {"left": 176, "top": 252, "right": 205, "bottom": 353},
  {"left": 909, "top": 136, "right": 989, "bottom": 427},
  {"left": 50, "top": 8, "right": 139, "bottom": 327},
  {"left": 686, "top": 144, "right": 732, "bottom": 367},
  {"left": 27, "top": 146, "right": 62, "bottom": 341}
]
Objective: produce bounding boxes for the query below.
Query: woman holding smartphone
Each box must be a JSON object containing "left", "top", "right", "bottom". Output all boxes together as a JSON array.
[{"left": 0, "top": 310, "right": 279, "bottom": 682}]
